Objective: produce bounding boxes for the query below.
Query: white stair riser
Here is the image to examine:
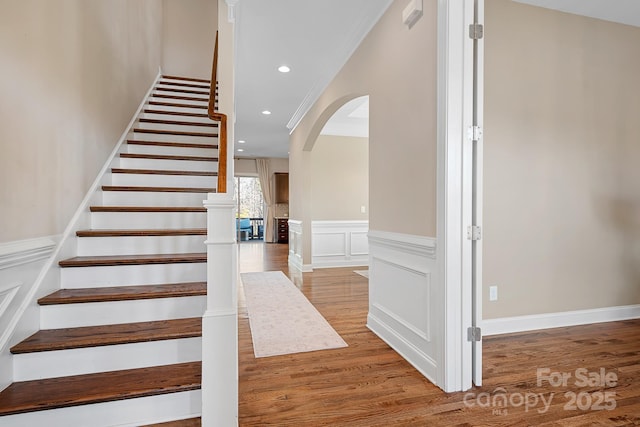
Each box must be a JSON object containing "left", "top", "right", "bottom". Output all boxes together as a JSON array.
[
  {"left": 118, "top": 157, "right": 217, "bottom": 172},
  {"left": 41, "top": 296, "right": 206, "bottom": 328},
  {"left": 130, "top": 131, "right": 216, "bottom": 144},
  {"left": 13, "top": 338, "right": 201, "bottom": 381},
  {"left": 111, "top": 173, "right": 216, "bottom": 188},
  {"left": 145, "top": 103, "right": 208, "bottom": 115},
  {"left": 60, "top": 262, "right": 206, "bottom": 288},
  {"left": 102, "top": 191, "right": 211, "bottom": 207},
  {"left": 91, "top": 212, "right": 206, "bottom": 229},
  {"left": 152, "top": 90, "right": 208, "bottom": 100},
  {"left": 77, "top": 235, "right": 206, "bottom": 256},
  {"left": 0, "top": 390, "right": 202, "bottom": 427},
  {"left": 125, "top": 143, "right": 217, "bottom": 157},
  {"left": 141, "top": 112, "right": 210, "bottom": 123},
  {"left": 136, "top": 121, "right": 217, "bottom": 134},
  {"left": 150, "top": 95, "right": 208, "bottom": 107}
]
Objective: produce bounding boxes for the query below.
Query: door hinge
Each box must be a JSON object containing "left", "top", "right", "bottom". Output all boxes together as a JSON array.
[
  {"left": 467, "top": 225, "right": 482, "bottom": 241},
  {"left": 469, "top": 23, "right": 484, "bottom": 40},
  {"left": 467, "top": 326, "right": 482, "bottom": 342},
  {"left": 467, "top": 125, "right": 483, "bottom": 141}
]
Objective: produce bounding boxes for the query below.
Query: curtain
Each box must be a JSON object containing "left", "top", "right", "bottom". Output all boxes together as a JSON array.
[{"left": 256, "top": 159, "right": 274, "bottom": 242}]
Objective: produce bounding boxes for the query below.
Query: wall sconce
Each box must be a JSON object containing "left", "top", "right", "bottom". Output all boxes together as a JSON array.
[{"left": 403, "top": 0, "right": 423, "bottom": 29}]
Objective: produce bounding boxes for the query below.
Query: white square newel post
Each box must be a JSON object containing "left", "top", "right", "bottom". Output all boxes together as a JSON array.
[{"left": 202, "top": 191, "right": 238, "bottom": 426}]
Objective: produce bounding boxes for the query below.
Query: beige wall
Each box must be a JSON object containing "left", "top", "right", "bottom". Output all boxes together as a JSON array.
[
  {"left": 311, "top": 135, "right": 368, "bottom": 221},
  {"left": 162, "top": 0, "right": 218, "bottom": 80},
  {"left": 289, "top": 0, "right": 437, "bottom": 264},
  {"left": 0, "top": 0, "right": 163, "bottom": 243},
  {"left": 484, "top": 0, "right": 640, "bottom": 318}
]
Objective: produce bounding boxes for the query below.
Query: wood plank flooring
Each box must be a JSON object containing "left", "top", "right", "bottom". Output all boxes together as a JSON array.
[{"left": 237, "top": 242, "right": 640, "bottom": 426}]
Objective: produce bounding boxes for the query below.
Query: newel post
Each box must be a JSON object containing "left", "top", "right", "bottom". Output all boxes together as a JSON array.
[{"left": 201, "top": 192, "right": 238, "bottom": 426}]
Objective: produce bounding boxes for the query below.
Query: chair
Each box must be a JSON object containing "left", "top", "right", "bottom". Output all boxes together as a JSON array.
[{"left": 236, "top": 218, "right": 252, "bottom": 240}]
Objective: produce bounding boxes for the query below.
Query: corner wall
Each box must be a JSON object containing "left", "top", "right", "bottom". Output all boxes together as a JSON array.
[
  {"left": 162, "top": 0, "right": 218, "bottom": 79},
  {"left": 289, "top": 0, "right": 438, "bottom": 266},
  {"left": 483, "top": 0, "right": 640, "bottom": 320},
  {"left": 0, "top": 0, "right": 163, "bottom": 244}
]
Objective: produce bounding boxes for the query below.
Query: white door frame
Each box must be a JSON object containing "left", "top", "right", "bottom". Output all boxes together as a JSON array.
[{"left": 436, "top": 0, "right": 483, "bottom": 392}]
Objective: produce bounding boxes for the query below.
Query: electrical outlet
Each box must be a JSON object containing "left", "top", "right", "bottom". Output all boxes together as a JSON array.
[
  {"left": 489, "top": 285, "right": 498, "bottom": 301},
  {"left": 360, "top": 205, "right": 366, "bottom": 214}
]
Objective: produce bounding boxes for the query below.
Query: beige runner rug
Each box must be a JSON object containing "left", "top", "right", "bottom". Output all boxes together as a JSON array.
[{"left": 240, "top": 271, "right": 348, "bottom": 358}]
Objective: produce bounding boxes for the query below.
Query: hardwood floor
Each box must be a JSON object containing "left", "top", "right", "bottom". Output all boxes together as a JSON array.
[{"left": 237, "top": 242, "right": 640, "bottom": 426}]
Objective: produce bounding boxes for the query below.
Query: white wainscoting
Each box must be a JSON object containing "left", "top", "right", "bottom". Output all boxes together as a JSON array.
[
  {"left": 367, "top": 230, "right": 439, "bottom": 385},
  {"left": 311, "top": 221, "right": 368, "bottom": 269},
  {"left": 287, "top": 220, "right": 312, "bottom": 272},
  {"left": 0, "top": 236, "right": 58, "bottom": 391}
]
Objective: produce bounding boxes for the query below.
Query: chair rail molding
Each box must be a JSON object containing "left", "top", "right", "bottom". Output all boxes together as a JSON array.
[{"left": 0, "top": 237, "right": 57, "bottom": 271}]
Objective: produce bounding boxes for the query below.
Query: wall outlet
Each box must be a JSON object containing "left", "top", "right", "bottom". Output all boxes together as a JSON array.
[
  {"left": 489, "top": 285, "right": 498, "bottom": 301},
  {"left": 360, "top": 205, "right": 366, "bottom": 214}
]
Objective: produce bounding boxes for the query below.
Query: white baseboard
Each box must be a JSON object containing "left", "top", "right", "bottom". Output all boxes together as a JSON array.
[
  {"left": 288, "top": 254, "right": 313, "bottom": 273},
  {"left": 482, "top": 304, "right": 640, "bottom": 336},
  {"left": 367, "top": 313, "right": 438, "bottom": 385}
]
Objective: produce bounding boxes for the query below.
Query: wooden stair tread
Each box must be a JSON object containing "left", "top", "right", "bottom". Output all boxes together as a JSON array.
[
  {"left": 76, "top": 228, "right": 206, "bottom": 237},
  {"left": 161, "top": 75, "right": 210, "bottom": 83},
  {"left": 90, "top": 206, "right": 206, "bottom": 213},
  {"left": 144, "top": 417, "right": 201, "bottom": 427},
  {"left": 112, "top": 168, "right": 217, "bottom": 176},
  {"left": 132, "top": 128, "right": 218, "bottom": 138},
  {"left": 151, "top": 94, "right": 209, "bottom": 102},
  {"left": 101, "top": 185, "right": 215, "bottom": 193},
  {"left": 148, "top": 101, "right": 207, "bottom": 110},
  {"left": 0, "top": 361, "right": 201, "bottom": 416},
  {"left": 120, "top": 153, "right": 217, "bottom": 162},
  {"left": 38, "top": 282, "right": 206, "bottom": 305},
  {"left": 158, "top": 80, "right": 210, "bottom": 89},
  {"left": 127, "top": 139, "right": 218, "bottom": 149},
  {"left": 143, "top": 109, "right": 209, "bottom": 118},
  {"left": 154, "top": 87, "right": 210, "bottom": 96},
  {"left": 11, "top": 318, "right": 201, "bottom": 354},
  {"left": 58, "top": 252, "right": 206, "bottom": 267},
  {"left": 138, "top": 118, "right": 217, "bottom": 128}
]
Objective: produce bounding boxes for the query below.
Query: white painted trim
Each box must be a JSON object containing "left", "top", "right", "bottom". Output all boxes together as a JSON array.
[
  {"left": 311, "top": 220, "right": 369, "bottom": 269},
  {"left": 436, "top": 0, "right": 476, "bottom": 393},
  {"left": 482, "top": 305, "right": 640, "bottom": 336},
  {"left": 0, "top": 71, "right": 162, "bottom": 355},
  {"left": 288, "top": 220, "right": 313, "bottom": 272},
  {"left": 368, "top": 313, "right": 438, "bottom": 384},
  {"left": 286, "top": 0, "right": 394, "bottom": 133},
  {"left": 368, "top": 230, "right": 436, "bottom": 259},
  {"left": 367, "top": 229, "right": 439, "bottom": 387},
  {"left": 0, "top": 237, "right": 57, "bottom": 270},
  {"left": 0, "top": 283, "right": 21, "bottom": 321},
  {"left": 288, "top": 253, "right": 313, "bottom": 273}
]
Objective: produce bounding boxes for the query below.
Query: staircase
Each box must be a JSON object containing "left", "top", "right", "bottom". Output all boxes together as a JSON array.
[{"left": 0, "top": 75, "right": 218, "bottom": 426}]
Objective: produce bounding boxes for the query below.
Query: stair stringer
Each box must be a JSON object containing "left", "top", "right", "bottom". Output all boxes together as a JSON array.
[{"left": 0, "top": 70, "right": 163, "bottom": 390}]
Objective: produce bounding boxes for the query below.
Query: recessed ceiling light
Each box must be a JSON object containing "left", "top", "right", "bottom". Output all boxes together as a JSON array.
[
  {"left": 237, "top": 148, "right": 244, "bottom": 152},
  {"left": 238, "top": 140, "right": 246, "bottom": 144},
  {"left": 278, "top": 65, "right": 290, "bottom": 73},
  {"left": 262, "top": 110, "right": 271, "bottom": 115}
]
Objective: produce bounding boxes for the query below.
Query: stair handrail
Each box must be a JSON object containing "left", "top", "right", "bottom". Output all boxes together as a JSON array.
[{"left": 208, "top": 31, "right": 227, "bottom": 193}]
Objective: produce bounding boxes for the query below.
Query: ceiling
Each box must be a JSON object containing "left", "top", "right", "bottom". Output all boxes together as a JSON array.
[
  {"left": 232, "top": 0, "right": 640, "bottom": 160},
  {"left": 513, "top": 0, "right": 640, "bottom": 28},
  {"left": 233, "top": 0, "right": 390, "bottom": 159}
]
